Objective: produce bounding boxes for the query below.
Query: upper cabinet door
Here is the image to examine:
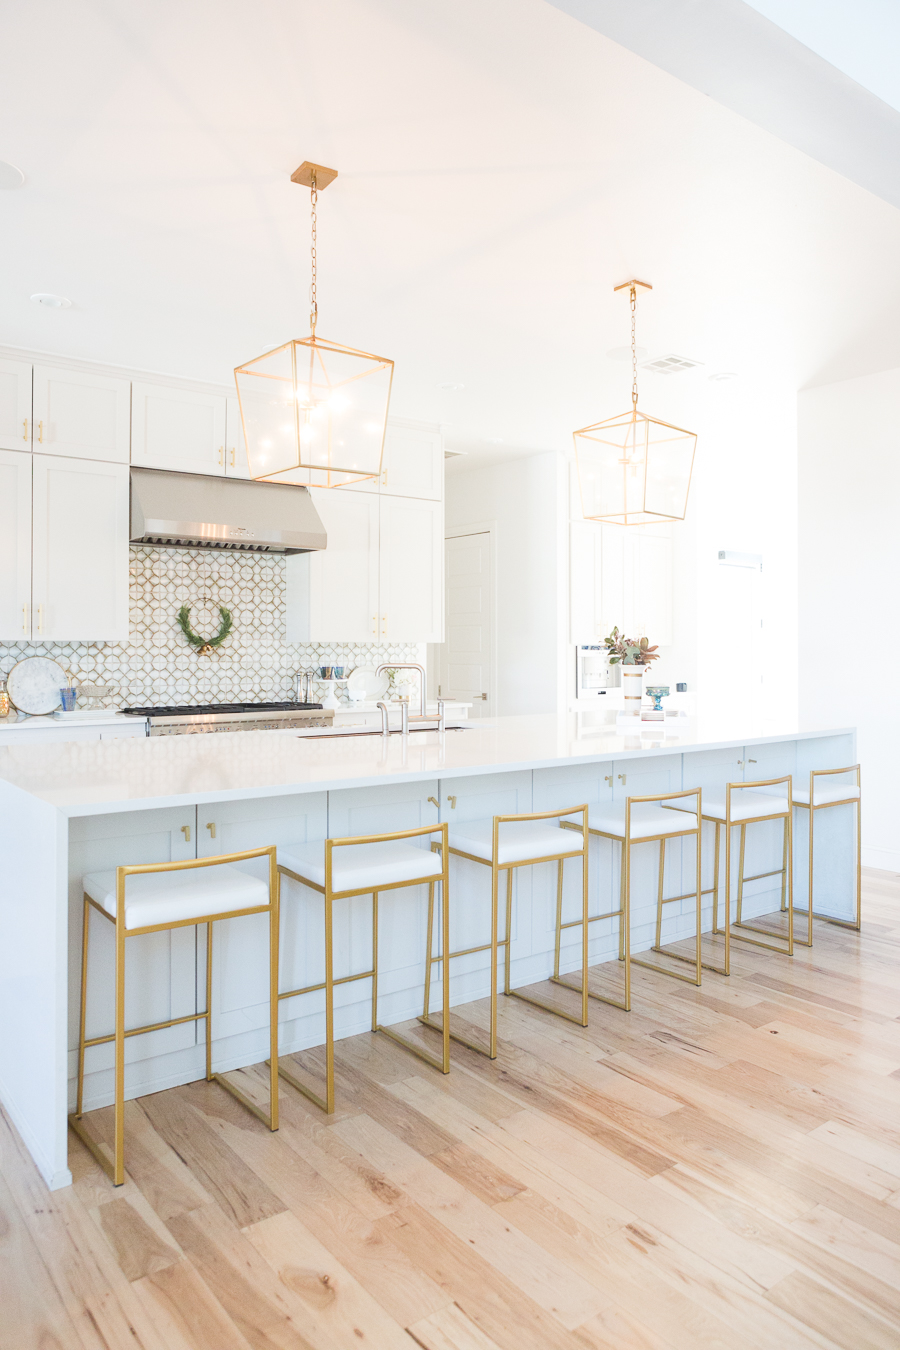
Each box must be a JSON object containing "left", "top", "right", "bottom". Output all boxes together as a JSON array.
[
  {"left": 379, "top": 495, "right": 443, "bottom": 643},
  {"left": 32, "top": 365, "right": 130, "bottom": 463},
  {"left": 32, "top": 455, "right": 129, "bottom": 641},
  {"left": 285, "top": 489, "right": 379, "bottom": 643},
  {"left": 225, "top": 395, "right": 250, "bottom": 478},
  {"left": 0, "top": 358, "right": 33, "bottom": 452},
  {"left": 380, "top": 421, "right": 443, "bottom": 499},
  {"left": 0, "top": 449, "right": 32, "bottom": 640},
  {"left": 569, "top": 520, "right": 604, "bottom": 641},
  {"left": 633, "top": 528, "right": 673, "bottom": 647},
  {"left": 131, "top": 382, "right": 226, "bottom": 475}
]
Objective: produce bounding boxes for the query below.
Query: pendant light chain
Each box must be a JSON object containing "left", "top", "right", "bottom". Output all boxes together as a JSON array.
[
  {"left": 630, "top": 283, "right": 638, "bottom": 410},
  {"left": 310, "top": 170, "right": 318, "bottom": 335}
]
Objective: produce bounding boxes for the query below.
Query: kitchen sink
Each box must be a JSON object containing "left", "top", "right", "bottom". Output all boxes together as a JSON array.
[{"left": 302, "top": 726, "right": 475, "bottom": 739}]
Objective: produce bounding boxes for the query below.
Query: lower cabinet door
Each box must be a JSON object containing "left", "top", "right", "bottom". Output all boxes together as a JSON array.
[
  {"left": 31, "top": 454, "right": 129, "bottom": 640},
  {"left": 379, "top": 494, "right": 443, "bottom": 642},
  {"left": 67, "top": 807, "right": 198, "bottom": 1111},
  {"left": 196, "top": 792, "right": 327, "bottom": 1050}
]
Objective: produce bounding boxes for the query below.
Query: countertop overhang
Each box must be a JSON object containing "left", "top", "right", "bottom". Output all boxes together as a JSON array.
[{"left": 0, "top": 714, "right": 855, "bottom": 818}]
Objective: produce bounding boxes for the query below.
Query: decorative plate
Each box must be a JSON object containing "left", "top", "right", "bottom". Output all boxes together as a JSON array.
[
  {"left": 6, "top": 656, "right": 69, "bottom": 715},
  {"left": 347, "top": 667, "right": 389, "bottom": 700}
]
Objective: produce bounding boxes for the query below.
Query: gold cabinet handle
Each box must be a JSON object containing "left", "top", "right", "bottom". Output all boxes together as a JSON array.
[
  {"left": 618, "top": 773, "right": 626, "bottom": 784},
  {"left": 37, "top": 604, "right": 43, "bottom": 634},
  {"left": 22, "top": 419, "right": 28, "bottom": 442},
  {"left": 22, "top": 604, "right": 28, "bottom": 634},
  {"left": 206, "top": 821, "right": 216, "bottom": 839},
  {"left": 382, "top": 614, "right": 387, "bottom": 636},
  {"left": 218, "top": 446, "right": 224, "bottom": 466},
  {"left": 230, "top": 446, "right": 235, "bottom": 467},
  {"left": 372, "top": 613, "right": 377, "bottom": 635},
  {"left": 428, "top": 796, "right": 439, "bottom": 809},
  {"left": 604, "top": 775, "right": 612, "bottom": 785},
  {"left": 382, "top": 468, "right": 388, "bottom": 486},
  {"left": 181, "top": 824, "right": 192, "bottom": 842},
  {"left": 38, "top": 420, "right": 44, "bottom": 443},
  {"left": 447, "top": 795, "right": 457, "bottom": 809}
]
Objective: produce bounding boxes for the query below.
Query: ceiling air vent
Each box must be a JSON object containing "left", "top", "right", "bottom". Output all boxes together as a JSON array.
[{"left": 641, "top": 354, "right": 704, "bottom": 374}]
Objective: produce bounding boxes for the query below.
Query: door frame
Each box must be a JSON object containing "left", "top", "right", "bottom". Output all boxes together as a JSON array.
[{"left": 434, "top": 520, "right": 499, "bottom": 715}]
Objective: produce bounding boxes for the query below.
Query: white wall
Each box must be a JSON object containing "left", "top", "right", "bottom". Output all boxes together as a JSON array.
[
  {"left": 444, "top": 452, "right": 564, "bottom": 715},
  {"left": 799, "top": 367, "right": 900, "bottom": 868}
]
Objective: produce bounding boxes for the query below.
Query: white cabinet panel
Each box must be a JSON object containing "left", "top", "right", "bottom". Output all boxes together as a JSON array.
[
  {"left": 600, "top": 525, "right": 627, "bottom": 636},
  {"left": 381, "top": 422, "right": 443, "bottom": 499},
  {"left": 569, "top": 520, "right": 603, "bottom": 641},
  {"left": 131, "top": 382, "right": 226, "bottom": 475},
  {"left": 285, "top": 489, "right": 380, "bottom": 643},
  {"left": 634, "top": 530, "right": 673, "bottom": 646},
  {"left": 32, "top": 365, "right": 130, "bottom": 463},
  {"left": 32, "top": 456, "right": 129, "bottom": 641},
  {"left": 0, "top": 449, "right": 32, "bottom": 640},
  {"left": 0, "top": 358, "right": 32, "bottom": 451},
  {"left": 380, "top": 494, "right": 443, "bottom": 642},
  {"left": 225, "top": 395, "right": 250, "bottom": 478}
]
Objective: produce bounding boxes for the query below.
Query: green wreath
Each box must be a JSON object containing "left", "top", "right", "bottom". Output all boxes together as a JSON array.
[{"left": 177, "top": 605, "right": 233, "bottom": 656}]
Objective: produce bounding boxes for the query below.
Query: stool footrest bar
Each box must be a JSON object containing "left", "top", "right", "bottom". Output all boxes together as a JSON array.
[
  {"left": 273, "top": 1059, "right": 329, "bottom": 1114},
  {"left": 506, "top": 987, "right": 588, "bottom": 1026},
  {"left": 68, "top": 1114, "right": 117, "bottom": 1183},
  {"left": 418, "top": 1012, "right": 496, "bottom": 1060},
  {"left": 211, "top": 1073, "right": 277, "bottom": 1130},
  {"left": 551, "top": 974, "right": 629, "bottom": 1012},
  {"left": 375, "top": 1024, "right": 449, "bottom": 1073},
  {"left": 279, "top": 967, "right": 375, "bottom": 1001},
  {"left": 631, "top": 955, "right": 701, "bottom": 985}
]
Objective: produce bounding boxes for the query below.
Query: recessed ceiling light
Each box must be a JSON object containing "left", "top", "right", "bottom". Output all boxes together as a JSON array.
[
  {"left": 709, "top": 371, "right": 738, "bottom": 382},
  {"left": 440, "top": 382, "right": 465, "bottom": 391},
  {"left": 488, "top": 437, "right": 504, "bottom": 444},
  {"left": 31, "top": 293, "right": 72, "bottom": 308},
  {"left": 606, "top": 345, "right": 648, "bottom": 362},
  {"left": 0, "top": 160, "right": 25, "bottom": 189},
  {"left": 642, "top": 354, "right": 703, "bottom": 374}
]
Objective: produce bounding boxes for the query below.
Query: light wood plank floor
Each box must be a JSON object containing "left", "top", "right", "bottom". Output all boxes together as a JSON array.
[{"left": 3, "top": 869, "right": 900, "bottom": 1350}]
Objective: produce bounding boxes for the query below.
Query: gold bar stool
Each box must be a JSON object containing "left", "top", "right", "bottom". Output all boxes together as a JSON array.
[
  {"left": 793, "top": 765, "right": 861, "bottom": 934},
  {"left": 701, "top": 775, "right": 794, "bottom": 971},
  {"left": 275, "top": 823, "right": 450, "bottom": 1114},
  {"left": 70, "top": 847, "right": 280, "bottom": 1187},
  {"left": 580, "top": 788, "right": 702, "bottom": 996},
  {"left": 421, "top": 806, "right": 589, "bottom": 1059}
]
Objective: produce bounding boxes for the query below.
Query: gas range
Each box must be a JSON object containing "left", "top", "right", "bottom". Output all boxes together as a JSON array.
[{"left": 120, "top": 701, "right": 334, "bottom": 736}]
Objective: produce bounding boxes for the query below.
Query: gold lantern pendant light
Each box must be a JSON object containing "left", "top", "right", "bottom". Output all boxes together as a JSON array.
[
  {"left": 235, "top": 161, "right": 394, "bottom": 486},
  {"left": 574, "top": 280, "right": 697, "bottom": 525}
]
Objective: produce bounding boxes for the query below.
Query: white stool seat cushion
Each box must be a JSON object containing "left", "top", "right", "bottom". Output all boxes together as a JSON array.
[
  {"left": 701, "top": 790, "right": 788, "bottom": 822},
  {"left": 83, "top": 865, "right": 269, "bottom": 930},
  {"left": 448, "top": 818, "right": 585, "bottom": 865},
  {"left": 793, "top": 784, "right": 860, "bottom": 806},
  {"left": 588, "top": 803, "right": 698, "bottom": 839},
  {"left": 279, "top": 840, "right": 443, "bottom": 892}
]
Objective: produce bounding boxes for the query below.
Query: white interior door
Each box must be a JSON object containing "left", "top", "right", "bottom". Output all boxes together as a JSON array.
[
  {"left": 439, "top": 531, "right": 493, "bottom": 717},
  {"left": 0, "top": 358, "right": 33, "bottom": 451},
  {"left": 32, "top": 455, "right": 130, "bottom": 641},
  {"left": 32, "top": 365, "right": 130, "bottom": 463},
  {"left": 0, "top": 449, "right": 32, "bottom": 640}
]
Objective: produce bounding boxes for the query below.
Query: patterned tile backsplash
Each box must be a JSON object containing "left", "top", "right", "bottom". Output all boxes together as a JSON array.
[{"left": 0, "top": 546, "right": 424, "bottom": 709}]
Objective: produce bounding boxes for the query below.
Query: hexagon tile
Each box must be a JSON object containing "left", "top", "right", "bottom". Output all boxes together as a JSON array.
[{"left": 0, "top": 546, "right": 424, "bottom": 708}]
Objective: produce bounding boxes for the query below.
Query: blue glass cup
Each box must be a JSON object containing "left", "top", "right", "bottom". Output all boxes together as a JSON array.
[{"left": 59, "top": 687, "right": 77, "bottom": 712}]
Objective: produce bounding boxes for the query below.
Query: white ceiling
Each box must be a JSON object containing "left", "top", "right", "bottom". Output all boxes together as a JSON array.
[{"left": 2, "top": 0, "right": 900, "bottom": 463}]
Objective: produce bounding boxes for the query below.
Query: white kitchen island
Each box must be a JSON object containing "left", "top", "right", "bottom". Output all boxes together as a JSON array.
[{"left": 0, "top": 713, "right": 858, "bottom": 1189}]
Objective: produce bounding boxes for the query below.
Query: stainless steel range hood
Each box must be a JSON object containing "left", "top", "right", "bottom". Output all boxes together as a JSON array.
[{"left": 130, "top": 468, "right": 327, "bottom": 553}]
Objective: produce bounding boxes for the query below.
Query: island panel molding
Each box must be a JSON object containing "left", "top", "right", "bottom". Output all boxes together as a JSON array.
[{"left": 0, "top": 544, "right": 422, "bottom": 708}]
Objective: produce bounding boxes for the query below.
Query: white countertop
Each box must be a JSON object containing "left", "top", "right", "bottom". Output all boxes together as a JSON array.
[
  {"left": 0, "top": 711, "right": 141, "bottom": 732},
  {"left": 0, "top": 713, "right": 853, "bottom": 818}
]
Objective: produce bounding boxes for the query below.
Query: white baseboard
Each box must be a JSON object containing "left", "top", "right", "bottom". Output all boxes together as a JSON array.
[{"left": 862, "top": 847, "right": 900, "bottom": 873}]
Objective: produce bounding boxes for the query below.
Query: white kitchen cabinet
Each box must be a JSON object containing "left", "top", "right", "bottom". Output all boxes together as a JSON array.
[
  {"left": 0, "top": 358, "right": 33, "bottom": 451},
  {"left": 131, "top": 381, "right": 227, "bottom": 475},
  {"left": 343, "top": 417, "right": 443, "bottom": 499},
  {"left": 225, "top": 395, "right": 250, "bottom": 478},
  {"left": 379, "top": 494, "right": 443, "bottom": 642},
  {"left": 569, "top": 519, "right": 672, "bottom": 646},
  {"left": 285, "top": 489, "right": 380, "bottom": 643},
  {"left": 32, "top": 365, "right": 130, "bottom": 463},
  {"left": 32, "top": 456, "right": 130, "bottom": 641},
  {"left": 0, "top": 449, "right": 32, "bottom": 640}
]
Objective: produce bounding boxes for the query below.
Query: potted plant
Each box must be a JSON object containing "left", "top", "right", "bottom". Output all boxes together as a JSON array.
[{"left": 603, "top": 628, "right": 660, "bottom": 719}]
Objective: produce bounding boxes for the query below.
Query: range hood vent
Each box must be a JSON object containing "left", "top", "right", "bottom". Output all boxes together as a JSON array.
[{"left": 130, "top": 468, "right": 327, "bottom": 554}]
